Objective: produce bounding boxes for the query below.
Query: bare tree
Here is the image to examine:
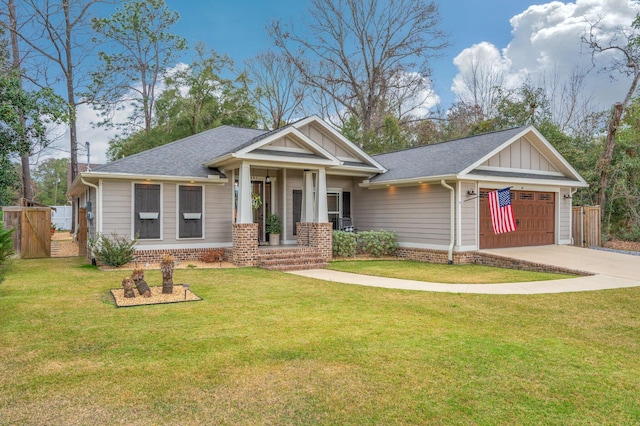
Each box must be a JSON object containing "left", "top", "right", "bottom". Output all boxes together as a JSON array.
[
  {"left": 269, "top": 0, "right": 447, "bottom": 136},
  {"left": 583, "top": 15, "right": 640, "bottom": 215},
  {"left": 245, "top": 50, "right": 306, "bottom": 130},
  {"left": 453, "top": 52, "right": 505, "bottom": 122}
]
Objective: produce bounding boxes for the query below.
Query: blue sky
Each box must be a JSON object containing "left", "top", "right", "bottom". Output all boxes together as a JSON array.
[
  {"left": 164, "top": 0, "right": 537, "bottom": 107},
  {"left": 55, "top": 0, "right": 640, "bottom": 164}
]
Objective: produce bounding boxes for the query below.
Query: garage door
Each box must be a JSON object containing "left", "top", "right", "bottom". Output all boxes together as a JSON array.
[{"left": 479, "top": 189, "right": 555, "bottom": 249}]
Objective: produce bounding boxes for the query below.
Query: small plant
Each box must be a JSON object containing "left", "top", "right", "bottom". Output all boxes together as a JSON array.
[
  {"left": 89, "top": 232, "right": 137, "bottom": 267},
  {"left": 266, "top": 214, "right": 282, "bottom": 234},
  {"left": 332, "top": 230, "right": 357, "bottom": 257},
  {"left": 0, "top": 222, "right": 14, "bottom": 283},
  {"left": 187, "top": 264, "right": 197, "bottom": 269},
  {"left": 201, "top": 248, "right": 224, "bottom": 263},
  {"left": 50, "top": 223, "right": 57, "bottom": 235}
]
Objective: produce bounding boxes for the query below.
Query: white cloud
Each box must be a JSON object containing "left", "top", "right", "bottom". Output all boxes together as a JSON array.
[{"left": 452, "top": 0, "right": 640, "bottom": 112}]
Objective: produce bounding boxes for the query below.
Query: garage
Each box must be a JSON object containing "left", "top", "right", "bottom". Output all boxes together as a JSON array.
[{"left": 479, "top": 189, "right": 555, "bottom": 249}]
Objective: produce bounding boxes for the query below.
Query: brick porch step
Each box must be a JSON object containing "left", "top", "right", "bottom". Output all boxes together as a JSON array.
[{"left": 257, "top": 247, "right": 328, "bottom": 271}]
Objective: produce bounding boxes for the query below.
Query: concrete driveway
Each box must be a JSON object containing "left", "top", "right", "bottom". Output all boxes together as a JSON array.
[{"left": 288, "top": 245, "right": 640, "bottom": 294}]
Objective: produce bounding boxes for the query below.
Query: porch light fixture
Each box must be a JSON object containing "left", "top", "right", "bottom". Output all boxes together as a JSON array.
[
  {"left": 265, "top": 169, "right": 271, "bottom": 184},
  {"left": 563, "top": 194, "right": 572, "bottom": 199},
  {"left": 467, "top": 189, "right": 477, "bottom": 196}
]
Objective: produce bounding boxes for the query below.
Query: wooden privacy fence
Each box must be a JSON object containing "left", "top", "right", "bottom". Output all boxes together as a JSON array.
[
  {"left": 2, "top": 206, "right": 51, "bottom": 258},
  {"left": 572, "top": 206, "right": 601, "bottom": 247}
]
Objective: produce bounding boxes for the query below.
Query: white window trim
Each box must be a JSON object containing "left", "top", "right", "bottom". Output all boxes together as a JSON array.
[
  {"left": 131, "top": 182, "right": 163, "bottom": 241},
  {"left": 176, "top": 184, "right": 205, "bottom": 240}
]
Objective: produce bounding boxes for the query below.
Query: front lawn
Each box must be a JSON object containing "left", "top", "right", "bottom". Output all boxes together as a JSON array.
[
  {"left": 1, "top": 258, "right": 639, "bottom": 425},
  {"left": 328, "top": 259, "right": 576, "bottom": 283}
]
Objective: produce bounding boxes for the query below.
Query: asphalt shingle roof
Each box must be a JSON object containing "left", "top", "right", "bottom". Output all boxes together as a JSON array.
[
  {"left": 92, "top": 126, "right": 268, "bottom": 178},
  {"left": 370, "top": 126, "right": 528, "bottom": 182}
]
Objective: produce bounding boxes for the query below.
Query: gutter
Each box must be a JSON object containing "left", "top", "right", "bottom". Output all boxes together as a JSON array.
[{"left": 440, "top": 180, "right": 455, "bottom": 264}]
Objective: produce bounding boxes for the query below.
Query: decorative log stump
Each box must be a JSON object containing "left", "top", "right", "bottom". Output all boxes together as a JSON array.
[
  {"left": 160, "top": 254, "right": 174, "bottom": 294},
  {"left": 122, "top": 276, "right": 136, "bottom": 298},
  {"left": 132, "top": 268, "right": 151, "bottom": 298}
]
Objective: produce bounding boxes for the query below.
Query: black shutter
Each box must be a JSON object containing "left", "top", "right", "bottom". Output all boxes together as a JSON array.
[
  {"left": 134, "top": 184, "right": 161, "bottom": 239},
  {"left": 292, "top": 189, "right": 302, "bottom": 235},
  {"left": 343, "top": 191, "right": 351, "bottom": 219},
  {"left": 179, "top": 186, "right": 203, "bottom": 238}
]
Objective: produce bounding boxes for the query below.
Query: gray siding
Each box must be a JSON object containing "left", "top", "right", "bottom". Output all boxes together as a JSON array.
[
  {"left": 459, "top": 182, "right": 477, "bottom": 247},
  {"left": 353, "top": 183, "right": 452, "bottom": 247},
  {"left": 558, "top": 188, "right": 571, "bottom": 243},
  {"left": 100, "top": 180, "right": 232, "bottom": 247},
  {"left": 102, "top": 180, "right": 132, "bottom": 237}
]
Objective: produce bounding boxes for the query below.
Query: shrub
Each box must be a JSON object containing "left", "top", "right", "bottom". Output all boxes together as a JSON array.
[
  {"left": 266, "top": 214, "right": 282, "bottom": 234},
  {"left": 332, "top": 230, "right": 357, "bottom": 257},
  {"left": 89, "top": 232, "right": 137, "bottom": 267},
  {"left": 0, "top": 221, "right": 14, "bottom": 282},
  {"left": 357, "top": 230, "right": 398, "bottom": 257},
  {"left": 201, "top": 248, "right": 224, "bottom": 263}
]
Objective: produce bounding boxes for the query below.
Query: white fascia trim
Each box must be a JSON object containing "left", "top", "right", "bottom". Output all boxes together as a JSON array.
[
  {"left": 240, "top": 152, "right": 340, "bottom": 166},
  {"left": 466, "top": 174, "right": 588, "bottom": 188},
  {"left": 474, "top": 165, "right": 565, "bottom": 177},
  {"left": 81, "top": 171, "right": 227, "bottom": 184},
  {"left": 360, "top": 175, "right": 458, "bottom": 188},
  {"left": 293, "top": 115, "right": 387, "bottom": 173},
  {"left": 134, "top": 242, "right": 232, "bottom": 251}
]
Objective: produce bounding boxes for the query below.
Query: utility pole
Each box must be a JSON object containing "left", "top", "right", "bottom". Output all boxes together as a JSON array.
[{"left": 85, "top": 141, "right": 91, "bottom": 171}]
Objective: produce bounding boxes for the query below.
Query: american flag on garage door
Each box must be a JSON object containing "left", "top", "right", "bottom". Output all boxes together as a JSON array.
[{"left": 488, "top": 187, "right": 517, "bottom": 234}]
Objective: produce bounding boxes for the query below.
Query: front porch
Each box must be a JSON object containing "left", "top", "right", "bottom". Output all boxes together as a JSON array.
[{"left": 231, "top": 222, "right": 333, "bottom": 270}]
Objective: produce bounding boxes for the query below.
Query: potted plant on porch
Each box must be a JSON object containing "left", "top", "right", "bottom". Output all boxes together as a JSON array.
[{"left": 266, "top": 214, "right": 282, "bottom": 246}]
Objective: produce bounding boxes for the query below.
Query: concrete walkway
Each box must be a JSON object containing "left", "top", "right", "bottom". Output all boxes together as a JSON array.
[{"left": 288, "top": 245, "right": 640, "bottom": 294}]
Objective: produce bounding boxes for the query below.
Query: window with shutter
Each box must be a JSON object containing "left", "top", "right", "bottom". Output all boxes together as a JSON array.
[
  {"left": 178, "top": 185, "right": 203, "bottom": 239},
  {"left": 134, "top": 184, "right": 161, "bottom": 239}
]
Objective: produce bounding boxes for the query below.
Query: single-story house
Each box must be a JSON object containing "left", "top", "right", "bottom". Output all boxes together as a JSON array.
[{"left": 67, "top": 115, "right": 587, "bottom": 269}]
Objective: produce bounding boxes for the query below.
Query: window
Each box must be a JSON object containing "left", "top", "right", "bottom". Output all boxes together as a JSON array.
[
  {"left": 327, "top": 192, "right": 340, "bottom": 229},
  {"left": 134, "top": 183, "right": 161, "bottom": 239},
  {"left": 178, "top": 185, "right": 203, "bottom": 239}
]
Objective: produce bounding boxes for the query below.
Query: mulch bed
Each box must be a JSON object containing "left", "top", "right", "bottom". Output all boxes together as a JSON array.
[
  {"left": 603, "top": 240, "right": 640, "bottom": 253},
  {"left": 110, "top": 285, "right": 202, "bottom": 307}
]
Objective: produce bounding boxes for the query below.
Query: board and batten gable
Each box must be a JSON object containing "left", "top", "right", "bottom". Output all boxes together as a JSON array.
[
  {"left": 297, "top": 122, "right": 363, "bottom": 163},
  {"left": 99, "top": 180, "right": 232, "bottom": 248},
  {"left": 353, "top": 183, "right": 453, "bottom": 249},
  {"left": 482, "top": 135, "right": 559, "bottom": 172}
]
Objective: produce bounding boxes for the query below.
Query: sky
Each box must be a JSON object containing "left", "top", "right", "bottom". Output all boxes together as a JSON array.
[{"left": 49, "top": 0, "right": 640, "bottom": 165}]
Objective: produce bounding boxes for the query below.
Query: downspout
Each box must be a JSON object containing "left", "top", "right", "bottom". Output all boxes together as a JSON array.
[
  {"left": 440, "top": 180, "right": 455, "bottom": 264},
  {"left": 81, "top": 176, "right": 100, "bottom": 234}
]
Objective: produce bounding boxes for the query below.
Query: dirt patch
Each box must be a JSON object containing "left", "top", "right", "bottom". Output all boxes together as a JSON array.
[{"left": 110, "top": 285, "right": 202, "bottom": 307}]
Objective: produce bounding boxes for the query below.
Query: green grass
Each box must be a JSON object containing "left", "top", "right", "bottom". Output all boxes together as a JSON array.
[
  {"left": 1, "top": 258, "right": 639, "bottom": 425},
  {"left": 327, "top": 259, "right": 576, "bottom": 283}
]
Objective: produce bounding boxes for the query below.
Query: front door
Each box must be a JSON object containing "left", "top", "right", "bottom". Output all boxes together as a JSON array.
[{"left": 252, "top": 181, "right": 265, "bottom": 242}]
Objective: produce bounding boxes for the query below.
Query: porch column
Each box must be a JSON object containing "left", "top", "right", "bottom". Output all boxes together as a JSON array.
[
  {"left": 315, "top": 168, "right": 328, "bottom": 222},
  {"left": 237, "top": 161, "right": 252, "bottom": 224},
  {"left": 301, "top": 170, "right": 315, "bottom": 222}
]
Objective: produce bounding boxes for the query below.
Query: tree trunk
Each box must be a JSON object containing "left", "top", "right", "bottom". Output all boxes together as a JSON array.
[
  {"left": 132, "top": 270, "right": 151, "bottom": 298},
  {"left": 162, "top": 272, "right": 173, "bottom": 294},
  {"left": 8, "top": 0, "right": 33, "bottom": 202}
]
